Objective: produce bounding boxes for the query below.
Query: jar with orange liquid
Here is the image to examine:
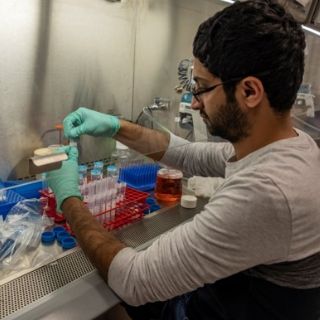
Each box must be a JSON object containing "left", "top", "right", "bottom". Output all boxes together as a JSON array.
[{"left": 154, "top": 168, "right": 183, "bottom": 202}]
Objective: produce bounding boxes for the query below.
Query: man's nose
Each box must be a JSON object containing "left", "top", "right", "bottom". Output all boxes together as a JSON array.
[{"left": 191, "top": 97, "right": 202, "bottom": 110}]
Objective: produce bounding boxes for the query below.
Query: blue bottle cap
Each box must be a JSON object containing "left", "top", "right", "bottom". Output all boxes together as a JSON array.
[
  {"left": 61, "top": 237, "right": 77, "bottom": 250},
  {"left": 56, "top": 231, "right": 70, "bottom": 243},
  {"left": 146, "top": 197, "right": 156, "bottom": 205},
  {"left": 41, "top": 231, "right": 55, "bottom": 244},
  {"left": 53, "top": 226, "right": 65, "bottom": 236},
  {"left": 181, "top": 92, "right": 193, "bottom": 103},
  {"left": 91, "top": 169, "right": 102, "bottom": 176},
  {"left": 150, "top": 204, "right": 161, "bottom": 212},
  {"left": 93, "top": 161, "right": 104, "bottom": 169},
  {"left": 107, "top": 165, "right": 117, "bottom": 172},
  {"left": 78, "top": 164, "right": 88, "bottom": 173}
]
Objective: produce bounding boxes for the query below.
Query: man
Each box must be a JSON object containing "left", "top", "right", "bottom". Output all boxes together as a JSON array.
[{"left": 47, "top": 1, "right": 320, "bottom": 319}]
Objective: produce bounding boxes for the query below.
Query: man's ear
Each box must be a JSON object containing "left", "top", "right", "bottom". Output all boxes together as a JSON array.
[{"left": 239, "top": 76, "right": 264, "bottom": 109}]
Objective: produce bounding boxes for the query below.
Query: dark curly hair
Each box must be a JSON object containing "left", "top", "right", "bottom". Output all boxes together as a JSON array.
[{"left": 193, "top": 0, "right": 306, "bottom": 113}]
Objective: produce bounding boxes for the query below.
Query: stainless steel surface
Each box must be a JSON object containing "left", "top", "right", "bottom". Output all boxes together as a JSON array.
[
  {"left": 116, "top": 198, "right": 207, "bottom": 249},
  {"left": 0, "top": 0, "right": 229, "bottom": 180},
  {"left": 0, "top": 249, "right": 94, "bottom": 319},
  {"left": 2, "top": 0, "right": 320, "bottom": 180},
  {"left": 0, "top": 198, "right": 206, "bottom": 319},
  {"left": 132, "top": 0, "right": 228, "bottom": 130},
  {"left": 0, "top": 0, "right": 135, "bottom": 179}
]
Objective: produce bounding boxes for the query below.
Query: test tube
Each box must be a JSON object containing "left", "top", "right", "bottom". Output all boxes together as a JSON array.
[
  {"left": 78, "top": 165, "right": 88, "bottom": 184},
  {"left": 120, "top": 182, "right": 127, "bottom": 201},
  {"left": 111, "top": 189, "right": 117, "bottom": 220},
  {"left": 91, "top": 169, "right": 102, "bottom": 181},
  {"left": 107, "top": 165, "right": 119, "bottom": 189}
]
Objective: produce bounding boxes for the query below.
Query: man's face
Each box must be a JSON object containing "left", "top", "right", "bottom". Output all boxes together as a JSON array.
[{"left": 191, "top": 59, "right": 250, "bottom": 143}]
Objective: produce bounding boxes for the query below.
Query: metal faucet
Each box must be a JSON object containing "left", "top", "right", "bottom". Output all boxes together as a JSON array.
[{"left": 149, "top": 97, "right": 171, "bottom": 111}]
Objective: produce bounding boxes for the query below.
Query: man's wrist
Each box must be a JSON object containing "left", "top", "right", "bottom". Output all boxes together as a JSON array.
[{"left": 61, "top": 196, "right": 84, "bottom": 218}]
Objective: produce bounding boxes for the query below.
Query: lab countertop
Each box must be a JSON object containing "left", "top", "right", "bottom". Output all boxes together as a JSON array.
[{"left": 0, "top": 197, "right": 207, "bottom": 320}]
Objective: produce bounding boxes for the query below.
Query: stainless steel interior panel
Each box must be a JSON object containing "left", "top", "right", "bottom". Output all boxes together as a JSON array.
[
  {"left": 132, "top": 0, "right": 228, "bottom": 129},
  {"left": 0, "top": 0, "right": 136, "bottom": 179},
  {"left": 1, "top": 0, "right": 320, "bottom": 179}
]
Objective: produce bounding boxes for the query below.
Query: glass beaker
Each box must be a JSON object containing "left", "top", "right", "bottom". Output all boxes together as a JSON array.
[{"left": 154, "top": 168, "right": 183, "bottom": 202}]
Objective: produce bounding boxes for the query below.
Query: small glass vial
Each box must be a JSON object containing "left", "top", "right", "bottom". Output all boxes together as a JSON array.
[{"left": 154, "top": 168, "right": 183, "bottom": 202}]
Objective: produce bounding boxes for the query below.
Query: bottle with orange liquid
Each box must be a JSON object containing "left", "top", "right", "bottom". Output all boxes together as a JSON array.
[{"left": 154, "top": 168, "right": 183, "bottom": 202}]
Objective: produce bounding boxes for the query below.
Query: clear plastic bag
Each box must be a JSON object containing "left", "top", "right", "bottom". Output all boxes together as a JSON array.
[{"left": 0, "top": 199, "right": 55, "bottom": 276}]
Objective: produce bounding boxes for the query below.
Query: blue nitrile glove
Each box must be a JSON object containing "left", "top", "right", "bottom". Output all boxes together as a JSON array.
[
  {"left": 63, "top": 107, "right": 120, "bottom": 139},
  {"left": 46, "top": 146, "right": 82, "bottom": 212}
]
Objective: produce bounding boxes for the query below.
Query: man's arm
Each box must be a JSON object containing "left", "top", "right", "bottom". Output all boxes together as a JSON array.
[
  {"left": 63, "top": 107, "right": 171, "bottom": 161},
  {"left": 115, "top": 120, "right": 170, "bottom": 161},
  {"left": 62, "top": 197, "right": 127, "bottom": 281}
]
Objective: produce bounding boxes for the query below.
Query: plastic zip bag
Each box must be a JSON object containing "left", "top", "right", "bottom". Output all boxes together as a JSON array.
[{"left": 0, "top": 199, "right": 55, "bottom": 276}]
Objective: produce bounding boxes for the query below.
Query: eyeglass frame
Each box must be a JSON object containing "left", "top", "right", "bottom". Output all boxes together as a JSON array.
[
  {"left": 191, "top": 77, "right": 243, "bottom": 102},
  {"left": 191, "top": 70, "right": 272, "bottom": 102}
]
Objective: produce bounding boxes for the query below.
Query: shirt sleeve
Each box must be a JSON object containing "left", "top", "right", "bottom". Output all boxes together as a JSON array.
[
  {"left": 160, "top": 133, "right": 234, "bottom": 177},
  {"left": 108, "top": 172, "right": 291, "bottom": 306}
]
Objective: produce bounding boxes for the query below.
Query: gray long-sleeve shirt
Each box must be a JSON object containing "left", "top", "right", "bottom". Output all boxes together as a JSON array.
[{"left": 108, "top": 129, "right": 320, "bottom": 306}]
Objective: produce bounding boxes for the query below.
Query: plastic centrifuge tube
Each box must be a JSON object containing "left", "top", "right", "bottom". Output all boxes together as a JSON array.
[
  {"left": 91, "top": 169, "right": 102, "bottom": 181},
  {"left": 93, "top": 161, "right": 104, "bottom": 171},
  {"left": 107, "top": 165, "right": 119, "bottom": 189},
  {"left": 78, "top": 164, "right": 88, "bottom": 177},
  {"left": 111, "top": 189, "right": 117, "bottom": 220},
  {"left": 90, "top": 169, "right": 102, "bottom": 194},
  {"left": 120, "top": 182, "right": 127, "bottom": 201}
]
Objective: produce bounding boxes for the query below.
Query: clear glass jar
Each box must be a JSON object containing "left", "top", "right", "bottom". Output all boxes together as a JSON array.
[{"left": 154, "top": 168, "right": 183, "bottom": 202}]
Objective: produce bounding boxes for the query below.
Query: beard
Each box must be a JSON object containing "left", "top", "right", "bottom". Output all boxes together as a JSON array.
[{"left": 201, "top": 96, "right": 250, "bottom": 143}]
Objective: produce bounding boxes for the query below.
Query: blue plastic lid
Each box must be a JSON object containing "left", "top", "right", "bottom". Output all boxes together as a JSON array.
[
  {"left": 181, "top": 92, "right": 193, "bottom": 103},
  {"left": 53, "top": 226, "right": 65, "bottom": 236},
  {"left": 93, "top": 161, "right": 104, "bottom": 169},
  {"left": 56, "top": 231, "right": 70, "bottom": 243},
  {"left": 146, "top": 197, "right": 156, "bottom": 205},
  {"left": 41, "top": 231, "right": 55, "bottom": 244},
  {"left": 78, "top": 164, "right": 88, "bottom": 173},
  {"left": 107, "top": 165, "right": 118, "bottom": 172},
  {"left": 61, "top": 237, "right": 77, "bottom": 250},
  {"left": 150, "top": 204, "right": 161, "bottom": 212},
  {"left": 91, "top": 169, "right": 102, "bottom": 176}
]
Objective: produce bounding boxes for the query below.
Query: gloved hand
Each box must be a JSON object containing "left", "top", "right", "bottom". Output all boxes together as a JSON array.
[
  {"left": 187, "top": 176, "right": 225, "bottom": 198},
  {"left": 63, "top": 107, "right": 120, "bottom": 139},
  {"left": 46, "top": 146, "right": 82, "bottom": 212}
]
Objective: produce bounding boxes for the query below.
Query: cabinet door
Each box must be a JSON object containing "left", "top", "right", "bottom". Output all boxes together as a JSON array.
[{"left": 277, "top": 0, "right": 315, "bottom": 23}]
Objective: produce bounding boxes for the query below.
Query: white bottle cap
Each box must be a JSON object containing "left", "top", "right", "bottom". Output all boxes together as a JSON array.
[
  {"left": 180, "top": 195, "right": 197, "bottom": 209},
  {"left": 34, "top": 148, "right": 53, "bottom": 156},
  {"left": 116, "top": 141, "right": 129, "bottom": 150}
]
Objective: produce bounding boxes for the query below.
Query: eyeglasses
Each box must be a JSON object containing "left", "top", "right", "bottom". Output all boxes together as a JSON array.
[{"left": 191, "top": 77, "right": 243, "bottom": 102}]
